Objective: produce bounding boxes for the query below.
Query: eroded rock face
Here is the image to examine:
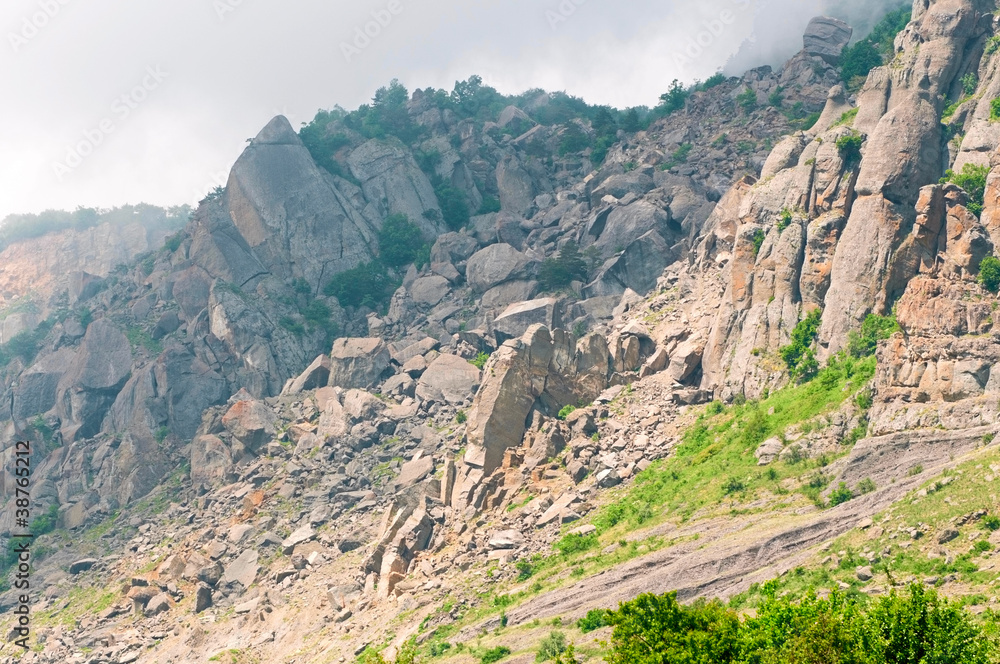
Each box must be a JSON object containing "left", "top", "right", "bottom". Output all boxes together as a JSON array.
[
  {"left": 802, "top": 16, "right": 852, "bottom": 65},
  {"left": 466, "top": 244, "right": 536, "bottom": 293},
  {"left": 226, "top": 116, "right": 380, "bottom": 293},
  {"left": 415, "top": 354, "right": 481, "bottom": 405}
]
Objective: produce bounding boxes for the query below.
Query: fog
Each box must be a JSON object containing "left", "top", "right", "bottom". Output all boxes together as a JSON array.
[{"left": 0, "top": 0, "right": 910, "bottom": 221}]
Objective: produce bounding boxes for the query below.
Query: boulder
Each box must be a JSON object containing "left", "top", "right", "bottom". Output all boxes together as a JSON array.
[
  {"left": 430, "top": 232, "right": 479, "bottom": 269},
  {"left": 466, "top": 244, "right": 535, "bottom": 292},
  {"left": 494, "top": 298, "right": 561, "bottom": 344},
  {"left": 802, "top": 16, "right": 852, "bottom": 65},
  {"left": 410, "top": 275, "right": 451, "bottom": 306},
  {"left": 144, "top": 593, "right": 171, "bottom": 617},
  {"left": 488, "top": 530, "right": 525, "bottom": 550},
  {"left": 329, "top": 338, "right": 391, "bottom": 389},
  {"left": 221, "top": 549, "right": 259, "bottom": 588},
  {"left": 755, "top": 437, "right": 785, "bottom": 465},
  {"left": 222, "top": 398, "right": 277, "bottom": 454},
  {"left": 190, "top": 435, "right": 233, "bottom": 485},
  {"left": 416, "top": 354, "right": 481, "bottom": 405},
  {"left": 69, "top": 559, "right": 97, "bottom": 575},
  {"left": 285, "top": 355, "right": 332, "bottom": 394},
  {"left": 195, "top": 584, "right": 213, "bottom": 613},
  {"left": 395, "top": 455, "right": 434, "bottom": 490}
]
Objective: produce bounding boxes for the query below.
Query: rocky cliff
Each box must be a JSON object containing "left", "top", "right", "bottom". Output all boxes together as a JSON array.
[{"left": 2, "top": 3, "right": 1000, "bottom": 663}]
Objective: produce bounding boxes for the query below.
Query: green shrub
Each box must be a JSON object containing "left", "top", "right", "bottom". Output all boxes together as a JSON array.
[
  {"left": 702, "top": 73, "right": 727, "bottom": 89},
  {"left": 833, "top": 107, "right": 859, "bottom": 127},
  {"left": 779, "top": 310, "right": 822, "bottom": 379},
  {"left": 455, "top": 410, "right": 467, "bottom": 424},
  {"left": 737, "top": 88, "right": 758, "bottom": 113},
  {"left": 962, "top": 72, "right": 979, "bottom": 96},
  {"left": 840, "top": 8, "right": 911, "bottom": 86},
  {"left": 751, "top": 229, "right": 766, "bottom": 257},
  {"left": 378, "top": 214, "right": 424, "bottom": 268},
  {"left": 480, "top": 646, "right": 511, "bottom": 664},
  {"left": 657, "top": 80, "right": 689, "bottom": 115},
  {"left": 982, "top": 515, "right": 1000, "bottom": 531},
  {"left": 857, "top": 477, "right": 876, "bottom": 495},
  {"left": 847, "top": 312, "right": 899, "bottom": 358},
  {"left": 977, "top": 255, "right": 1000, "bottom": 292},
  {"left": 777, "top": 208, "right": 793, "bottom": 232},
  {"left": 836, "top": 131, "right": 864, "bottom": 166},
  {"left": 554, "top": 532, "right": 598, "bottom": 556},
  {"left": 558, "top": 122, "right": 592, "bottom": 156},
  {"left": 536, "top": 632, "right": 567, "bottom": 662},
  {"left": 941, "top": 163, "right": 989, "bottom": 216},
  {"left": 516, "top": 559, "right": 534, "bottom": 581},
  {"left": 828, "top": 482, "right": 854, "bottom": 506},
  {"left": 470, "top": 352, "right": 490, "bottom": 370},
  {"left": 992, "top": 97, "right": 1000, "bottom": 122},
  {"left": 539, "top": 241, "right": 588, "bottom": 291},
  {"left": 557, "top": 405, "right": 577, "bottom": 420},
  {"left": 577, "top": 608, "right": 611, "bottom": 633},
  {"left": 477, "top": 196, "right": 502, "bottom": 214},
  {"left": 987, "top": 36, "right": 1000, "bottom": 56},
  {"left": 434, "top": 183, "right": 470, "bottom": 231},
  {"left": 324, "top": 261, "right": 398, "bottom": 310}
]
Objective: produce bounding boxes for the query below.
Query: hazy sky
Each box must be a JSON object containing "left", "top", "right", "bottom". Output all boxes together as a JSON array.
[{"left": 0, "top": 0, "right": 905, "bottom": 221}]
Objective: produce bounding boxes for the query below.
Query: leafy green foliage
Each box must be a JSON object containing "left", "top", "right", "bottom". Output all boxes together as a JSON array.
[
  {"left": 479, "top": 646, "right": 511, "bottom": 664},
  {"left": 470, "top": 352, "right": 490, "bottom": 370},
  {"left": 702, "top": 73, "right": 727, "bottom": 89},
  {"left": 539, "top": 241, "right": 589, "bottom": 291},
  {"left": 558, "top": 122, "right": 591, "bottom": 156},
  {"left": 554, "top": 532, "right": 598, "bottom": 556},
  {"left": 978, "top": 255, "right": 1000, "bottom": 293},
  {"left": 941, "top": 163, "right": 990, "bottom": 216},
  {"left": 378, "top": 214, "right": 425, "bottom": 268},
  {"left": 606, "top": 592, "right": 741, "bottom": 664},
  {"left": 657, "top": 80, "right": 689, "bottom": 115},
  {"left": 987, "top": 36, "right": 1000, "bottom": 57},
  {"left": 777, "top": 208, "right": 793, "bottom": 232},
  {"left": 662, "top": 143, "right": 693, "bottom": 170},
  {"left": 836, "top": 131, "right": 865, "bottom": 166},
  {"left": 737, "top": 88, "right": 758, "bottom": 113},
  {"left": 606, "top": 584, "right": 993, "bottom": 664},
  {"left": 593, "top": 356, "right": 875, "bottom": 530},
  {"left": 828, "top": 482, "right": 854, "bottom": 506},
  {"left": 324, "top": 261, "right": 398, "bottom": 311},
  {"left": 577, "top": 608, "right": 612, "bottom": 633},
  {"left": 840, "top": 8, "right": 911, "bottom": 86},
  {"left": 536, "top": 631, "right": 567, "bottom": 662},
  {"left": 991, "top": 97, "right": 1000, "bottom": 122},
  {"left": 557, "top": 405, "right": 577, "bottom": 420},
  {"left": 433, "top": 182, "right": 470, "bottom": 231},
  {"left": 962, "top": 72, "right": 979, "bottom": 96},
  {"left": 0, "top": 318, "right": 56, "bottom": 369},
  {"left": 847, "top": 313, "right": 900, "bottom": 358},
  {"left": 751, "top": 229, "right": 766, "bottom": 257},
  {"left": 780, "top": 310, "right": 822, "bottom": 379},
  {"left": 299, "top": 111, "right": 353, "bottom": 177},
  {"left": 477, "top": 195, "right": 502, "bottom": 214}
]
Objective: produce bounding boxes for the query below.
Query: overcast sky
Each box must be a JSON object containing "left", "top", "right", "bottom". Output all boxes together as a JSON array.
[{"left": 0, "top": 0, "right": 905, "bottom": 221}]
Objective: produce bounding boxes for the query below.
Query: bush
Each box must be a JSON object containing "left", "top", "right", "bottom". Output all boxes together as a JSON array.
[
  {"left": 987, "top": 36, "right": 1000, "bottom": 56},
  {"left": 857, "top": 477, "right": 876, "bottom": 495},
  {"left": 536, "top": 632, "right": 567, "bottom": 662},
  {"left": 324, "top": 261, "right": 397, "bottom": 310},
  {"left": 539, "top": 241, "right": 588, "bottom": 291},
  {"left": 577, "top": 608, "right": 611, "bottom": 633},
  {"left": 992, "top": 97, "right": 1000, "bottom": 122},
  {"left": 434, "top": 182, "right": 471, "bottom": 231},
  {"left": 979, "top": 256, "right": 1000, "bottom": 292},
  {"left": 657, "top": 80, "right": 689, "bottom": 115},
  {"left": 847, "top": 312, "right": 899, "bottom": 358},
  {"left": 558, "top": 122, "right": 592, "bottom": 156},
  {"left": 777, "top": 208, "right": 793, "bottom": 232},
  {"left": 941, "top": 163, "right": 989, "bottom": 216},
  {"left": 477, "top": 196, "right": 502, "bottom": 214},
  {"left": 828, "top": 482, "right": 854, "bottom": 506},
  {"left": 836, "top": 131, "right": 864, "bottom": 166},
  {"left": 840, "top": 8, "right": 911, "bottom": 86},
  {"left": 962, "top": 72, "right": 979, "bottom": 96},
  {"left": 554, "top": 532, "right": 598, "bottom": 556},
  {"left": 779, "top": 310, "right": 822, "bottom": 379},
  {"left": 557, "top": 405, "right": 577, "bottom": 420},
  {"left": 378, "top": 214, "right": 424, "bottom": 268},
  {"left": 470, "top": 352, "right": 490, "bottom": 370},
  {"left": 736, "top": 88, "right": 758, "bottom": 113},
  {"left": 751, "top": 228, "right": 766, "bottom": 257},
  {"left": 480, "top": 646, "right": 511, "bottom": 664}
]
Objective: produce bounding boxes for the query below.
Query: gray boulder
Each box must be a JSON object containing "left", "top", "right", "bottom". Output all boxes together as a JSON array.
[
  {"left": 803, "top": 16, "right": 852, "bottom": 65},
  {"left": 329, "top": 338, "right": 391, "bottom": 389},
  {"left": 466, "top": 244, "right": 535, "bottom": 292},
  {"left": 416, "top": 354, "right": 481, "bottom": 405},
  {"left": 494, "top": 298, "right": 561, "bottom": 344}
]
